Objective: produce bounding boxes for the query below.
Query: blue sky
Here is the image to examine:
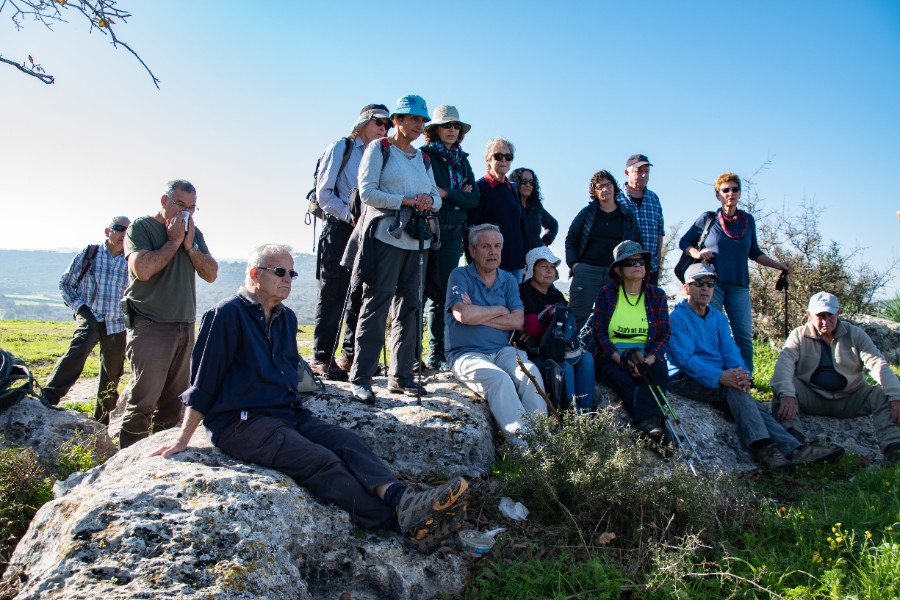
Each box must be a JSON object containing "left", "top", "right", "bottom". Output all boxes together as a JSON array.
[{"left": 2, "top": 1, "right": 899, "bottom": 294}]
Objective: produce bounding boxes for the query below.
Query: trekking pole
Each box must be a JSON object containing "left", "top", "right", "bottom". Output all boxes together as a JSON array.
[
  {"left": 512, "top": 342, "right": 560, "bottom": 422},
  {"left": 329, "top": 275, "right": 355, "bottom": 374},
  {"left": 634, "top": 361, "right": 704, "bottom": 474},
  {"left": 414, "top": 212, "right": 427, "bottom": 406}
]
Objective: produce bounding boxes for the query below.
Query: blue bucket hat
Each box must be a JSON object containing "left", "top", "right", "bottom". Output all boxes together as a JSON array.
[{"left": 391, "top": 95, "right": 430, "bottom": 121}]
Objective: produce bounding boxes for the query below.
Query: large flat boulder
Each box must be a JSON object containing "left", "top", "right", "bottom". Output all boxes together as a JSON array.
[{"left": 3, "top": 379, "right": 492, "bottom": 600}]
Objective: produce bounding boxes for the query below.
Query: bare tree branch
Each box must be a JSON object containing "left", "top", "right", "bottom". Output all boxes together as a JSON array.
[{"left": 2, "top": 0, "right": 158, "bottom": 88}]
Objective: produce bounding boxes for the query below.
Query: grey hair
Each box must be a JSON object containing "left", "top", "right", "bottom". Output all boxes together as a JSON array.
[
  {"left": 163, "top": 179, "right": 196, "bottom": 199},
  {"left": 108, "top": 215, "right": 130, "bottom": 227},
  {"left": 467, "top": 223, "right": 503, "bottom": 247},
  {"left": 245, "top": 243, "right": 294, "bottom": 287},
  {"left": 483, "top": 137, "right": 515, "bottom": 165}
]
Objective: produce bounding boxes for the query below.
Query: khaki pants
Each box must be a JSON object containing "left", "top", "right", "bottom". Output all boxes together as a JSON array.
[{"left": 773, "top": 379, "right": 900, "bottom": 452}]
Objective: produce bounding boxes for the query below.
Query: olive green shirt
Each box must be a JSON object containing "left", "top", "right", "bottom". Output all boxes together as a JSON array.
[{"left": 123, "top": 215, "right": 209, "bottom": 323}]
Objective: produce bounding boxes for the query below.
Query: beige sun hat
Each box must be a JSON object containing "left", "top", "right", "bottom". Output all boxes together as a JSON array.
[
  {"left": 426, "top": 104, "right": 471, "bottom": 134},
  {"left": 524, "top": 246, "right": 561, "bottom": 282}
]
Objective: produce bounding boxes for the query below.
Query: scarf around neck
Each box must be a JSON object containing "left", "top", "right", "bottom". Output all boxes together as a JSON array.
[
  {"left": 426, "top": 140, "right": 465, "bottom": 189},
  {"left": 717, "top": 208, "right": 749, "bottom": 240}
]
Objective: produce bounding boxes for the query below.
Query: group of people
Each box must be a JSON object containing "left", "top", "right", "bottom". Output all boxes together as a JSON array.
[{"left": 40, "top": 94, "right": 899, "bottom": 554}]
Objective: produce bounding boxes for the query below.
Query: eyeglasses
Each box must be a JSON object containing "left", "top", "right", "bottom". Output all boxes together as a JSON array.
[
  {"left": 258, "top": 266, "right": 298, "bottom": 280},
  {"left": 595, "top": 182, "right": 614, "bottom": 191},
  {"left": 690, "top": 280, "right": 716, "bottom": 289},
  {"left": 719, "top": 186, "right": 740, "bottom": 194},
  {"left": 109, "top": 224, "right": 128, "bottom": 232},
  {"left": 439, "top": 122, "right": 462, "bottom": 130},
  {"left": 492, "top": 152, "right": 513, "bottom": 161},
  {"left": 173, "top": 199, "right": 198, "bottom": 213},
  {"left": 620, "top": 258, "right": 645, "bottom": 267},
  {"left": 519, "top": 179, "right": 535, "bottom": 186},
  {"left": 374, "top": 119, "right": 392, "bottom": 129}
]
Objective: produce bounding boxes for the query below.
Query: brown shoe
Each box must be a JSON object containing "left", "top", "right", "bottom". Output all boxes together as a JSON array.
[
  {"left": 756, "top": 443, "right": 795, "bottom": 472},
  {"left": 334, "top": 354, "right": 353, "bottom": 373},
  {"left": 309, "top": 359, "right": 330, "bottom": 378},
  {"left": 309, "top": 358, "right": 348, "bottom": 381}
]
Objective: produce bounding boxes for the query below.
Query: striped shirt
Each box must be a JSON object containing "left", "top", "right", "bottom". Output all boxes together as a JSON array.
[{"left": 59, "top": 241, "right": 129, "bottom": 334}]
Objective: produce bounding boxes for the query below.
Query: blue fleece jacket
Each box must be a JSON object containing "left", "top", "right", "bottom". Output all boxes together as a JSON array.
[{"left": 667, "top": 298, "right": 746, "bottom": 388}]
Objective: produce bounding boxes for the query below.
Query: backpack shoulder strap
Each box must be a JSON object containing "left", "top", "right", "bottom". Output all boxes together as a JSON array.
[
  {"left": 76, "top": 244, "right": 101, "bottom": 284},
  {"left": 698, "top": 211, "right": 716, "bottom": 246},
  {"left": 379, "top": 137, "right": 391, "bottom": 169}
]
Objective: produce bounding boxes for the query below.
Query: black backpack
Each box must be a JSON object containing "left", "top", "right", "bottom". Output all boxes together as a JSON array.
[
  {"left": 538, "top": 303, "right": 583, "bottom": 363},
  {"left": 540, "top": 358, "right": 570, "bottom": 411},
  {"left": 75, "top": 244, "right": 100, "bottom": 285},
  {"left": 0, "top": 348, "right": 48, "bottom": 411}
]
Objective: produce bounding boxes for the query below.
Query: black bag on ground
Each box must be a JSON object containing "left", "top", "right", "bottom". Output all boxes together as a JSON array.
[
  {"left": 0, "top": 348, "right": 48, "bottom": 411},
  {"left": 541, "top": 359, "right": 569, "bottom": 411},
  {"left": 674, "top": 211, "right": 715, "bottom": 283}
]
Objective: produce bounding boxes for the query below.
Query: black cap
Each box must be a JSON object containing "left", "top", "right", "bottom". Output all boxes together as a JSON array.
[
  {"left": 625, "top": 153, "right": 653, "bottom": 169},
  {"left": 360, "top": 103, "right": 389, "bottom": 115}
]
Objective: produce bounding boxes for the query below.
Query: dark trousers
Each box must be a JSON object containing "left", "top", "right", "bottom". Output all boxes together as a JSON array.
[
  {"left": 44, "top": 307, "right": 126, "bottom": 424},
  {"left": 350, "top": 242, "right": 422, "bottom": 386},
  {"left": 215, "top": 409, "right": 398, "bottom": 530},
  {"left": 119, "top": 316, "right": 192, "bottom": 448},
  {"left": 313, "top": 220, "right": 356, "bottom": 362},
  {"left": 596, "top": 356, "right": 667, "bottom": 421},
  {"left": 425, "top": 233, "right": 463, "bottom": 360}
]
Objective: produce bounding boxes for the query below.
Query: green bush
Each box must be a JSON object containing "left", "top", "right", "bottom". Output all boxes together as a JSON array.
[
  {"left": 880, "top": 295, "right": 900, "bottom": 323},
  {"left": 0, "top": 448, "right": 54, "bottom": 573}
]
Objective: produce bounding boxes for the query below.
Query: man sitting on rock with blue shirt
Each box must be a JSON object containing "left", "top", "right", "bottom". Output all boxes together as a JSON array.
[
  {"left": 151, "top": 244, "right": 468, "bottom": 553},
  {"left": 668, "top": 263, "right": 843, "bottom": 471},
  {"left": 445, "top": 224, "right": 547, "bottom": 446}
]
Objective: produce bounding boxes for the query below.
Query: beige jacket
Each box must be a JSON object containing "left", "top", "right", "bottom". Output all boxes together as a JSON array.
[{"left": 771, "top": 319, "right": 900, "bottom": 401}]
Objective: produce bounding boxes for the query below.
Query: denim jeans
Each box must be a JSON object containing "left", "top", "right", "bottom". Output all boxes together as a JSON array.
[
  {"left": 711, "top": 282, "right": 754, "bottom": 373},
  {"left": 532, "top": 352, "right": 596, "bottom": 411}
]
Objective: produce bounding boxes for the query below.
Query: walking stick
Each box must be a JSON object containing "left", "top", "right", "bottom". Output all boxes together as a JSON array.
[
  {"left": 512, "top": 343, "right": 560, "bottom": 422},
  {"left": 414, "top": 212, "right": 428, "bottom": 406}
]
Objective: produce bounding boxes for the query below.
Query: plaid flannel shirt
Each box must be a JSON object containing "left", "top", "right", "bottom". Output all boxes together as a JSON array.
[
  {"left": 59, "top": 242, "right": 129, "bottom": 334},
  {"left": 616, "top": 188, "right": 664, "bottom": 272}
]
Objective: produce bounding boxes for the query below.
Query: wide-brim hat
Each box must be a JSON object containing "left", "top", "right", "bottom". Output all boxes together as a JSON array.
[
  {"left": 425, "top": 104, "right": 471, "bottom": 134},
  {"left": 350, "top": 104, "right": 391, "bottom": 136},
  {"left": 390, "top": 95, "right": 430, "bottom": 121},
  {"left": 524, "top": 246, "right": 561, "bottom": 282},
  {"left": 609, "top": 240, "right": 652, "bottom": 273}
]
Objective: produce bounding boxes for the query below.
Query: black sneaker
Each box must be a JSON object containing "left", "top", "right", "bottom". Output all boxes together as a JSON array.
[
  {"left": 388, "top": 377, "right": 427, "bottom": 396},
  {"left": 350, "top": 383, "right": 376, "bottom": 405},
  {"left": 396, "top": 477, "right": 469, "bottom": 553}
]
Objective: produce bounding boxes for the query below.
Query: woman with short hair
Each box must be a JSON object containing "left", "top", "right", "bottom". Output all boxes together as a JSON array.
[
  {"left": 679, "top": 172, "right": 790, "bottom": 373},
  {"left": 467, "top": 137, "right": 529, "bottom": 282},
  {"left": 509, "top": 167, "right": 558, "bottom": 251},
  {"left": 565, "top": 169, "right": 643, "bottom": 330}
]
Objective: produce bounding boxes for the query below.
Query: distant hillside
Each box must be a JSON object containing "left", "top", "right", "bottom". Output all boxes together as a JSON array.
[{"left": 0, "top": 250, "right": 319, "bottom": 323}]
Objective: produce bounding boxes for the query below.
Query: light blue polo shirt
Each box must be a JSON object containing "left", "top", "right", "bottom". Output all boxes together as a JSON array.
[{"left": 445, "top": 263, "right": 523, "bottom": 363}]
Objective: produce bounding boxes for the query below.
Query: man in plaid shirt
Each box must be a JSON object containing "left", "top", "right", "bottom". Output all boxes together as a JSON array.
[
  {"left": 44, "top": 216, "right": 131, "bottom": 424},
  {"left": 617, "top": 153, "right": 665, "bottom": 285}
]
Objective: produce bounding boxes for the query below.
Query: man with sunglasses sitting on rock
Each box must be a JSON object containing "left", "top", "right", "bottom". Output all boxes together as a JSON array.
[
  {"left": 43, "top": 216, "right": 131, "bottom": 424},
  {"left": 151, "top": 244, "right": 469, "bottom": 553},
  {"left": 667, "top": 263, "right": 843, "bottom": 471}
]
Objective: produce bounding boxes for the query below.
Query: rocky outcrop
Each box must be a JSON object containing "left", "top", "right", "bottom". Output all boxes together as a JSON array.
[
  {"left": 3, "top": 377, "right": 493, "bottom": 600},
  {"left": 0, "top": 397, "right": 116, "bottom": 474},
  {"left": 845, "top": 314, "right": 900, "bottom": 366}
]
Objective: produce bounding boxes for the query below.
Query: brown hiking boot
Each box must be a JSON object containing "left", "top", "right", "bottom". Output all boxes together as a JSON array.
[
  {"left": 396, "top": 477, "right": 469, "bottom": 553},
  {"left": 789, "top": 443, "right": 844, "bottom": 465},
  {"left": 334, "top": 354, "right": 354, "bottom": 373},
  {"left": 755, "top": 443, "right": 795, "bottom": 472},
  {"left": 309, "top": 358, "right": 348, "bottom": 381}
]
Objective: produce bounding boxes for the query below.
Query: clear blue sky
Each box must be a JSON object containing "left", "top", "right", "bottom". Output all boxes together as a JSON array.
[{"left": 2, "top": 1, "right": 899, "bottom": 294}]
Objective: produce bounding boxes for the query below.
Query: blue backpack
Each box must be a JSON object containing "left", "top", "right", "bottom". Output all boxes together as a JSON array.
[{"left": 538, "top": 303, "right": 583, "bottom": 363}]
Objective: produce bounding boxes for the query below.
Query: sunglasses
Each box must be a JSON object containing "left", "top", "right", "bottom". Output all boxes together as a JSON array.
[
  {"left": 719, "top": 186, "right": 740, "bottom": 194},
  {"left": 620, "top": 258, "right": 645, "bottom": 267},
  {"left": 374, "top": 119, "right": 392, "bottom": 129},
  {"left": 519, "top": 179, "right": 535, "bottom": 186},
  {"left": 109, "top": 224, "right": 128, "bottom": 232},
  {"left": 258, "top": 266, "right": 298, "bottom": 280},
  {"left": 492, "top": 152, "right": 514, "bottom": 161},
  {"left": 439, "top": 122, "right": 462, "bottom": 130},
  {"left": 690, "top": 280, "right": 716, "bottom": 289}
]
